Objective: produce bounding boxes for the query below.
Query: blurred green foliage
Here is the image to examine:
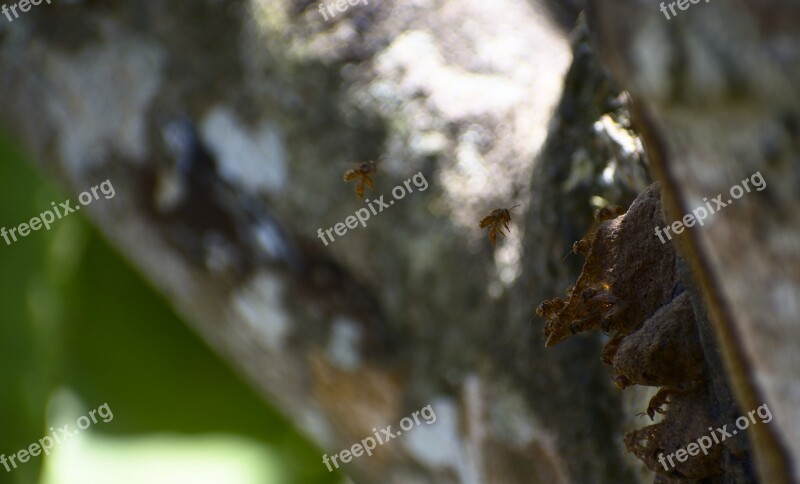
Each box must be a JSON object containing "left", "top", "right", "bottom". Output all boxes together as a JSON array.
[{"left": 0, "top": 135, "right": 340, "bottom": 484}]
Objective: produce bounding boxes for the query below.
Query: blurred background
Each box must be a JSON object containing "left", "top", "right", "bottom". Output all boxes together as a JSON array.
[{"left": 0, "top": 134, "right": 339, "bottom": 483}]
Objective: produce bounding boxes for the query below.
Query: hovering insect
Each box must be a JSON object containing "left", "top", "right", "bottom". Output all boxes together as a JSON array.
[
  {"left": 479, "top": 204, "right": 520, "bottom": 245},
  {"left": 343, "top": 159, "right": 379, "bottom": 199},
  {"left": 595, "top": 204, "right": 626, "bottom": 222},
  {"left": 563, "top": 232, "right": 595, "bottom": 260}
]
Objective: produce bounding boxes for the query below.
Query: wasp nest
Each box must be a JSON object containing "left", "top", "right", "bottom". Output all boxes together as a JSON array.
[{"left": 537, "top": 182, "right": 727, "bottom": 479}]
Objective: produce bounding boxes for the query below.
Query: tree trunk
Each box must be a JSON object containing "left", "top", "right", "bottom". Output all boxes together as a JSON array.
[{"left": 2, "top": 0, "right": 797, "bottom": 482}]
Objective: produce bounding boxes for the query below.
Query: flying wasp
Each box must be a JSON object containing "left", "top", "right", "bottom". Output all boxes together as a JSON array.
[
  {"left": 479, "top": 205, "right": 520, "bottom": 246},
  {"left": 343, "top": 159, "right": 379, "bottom": 200}
]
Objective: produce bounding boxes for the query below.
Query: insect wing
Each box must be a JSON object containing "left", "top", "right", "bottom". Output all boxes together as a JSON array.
[{"left": 479, "top": 215, "right": 494, "bottom": 228}]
